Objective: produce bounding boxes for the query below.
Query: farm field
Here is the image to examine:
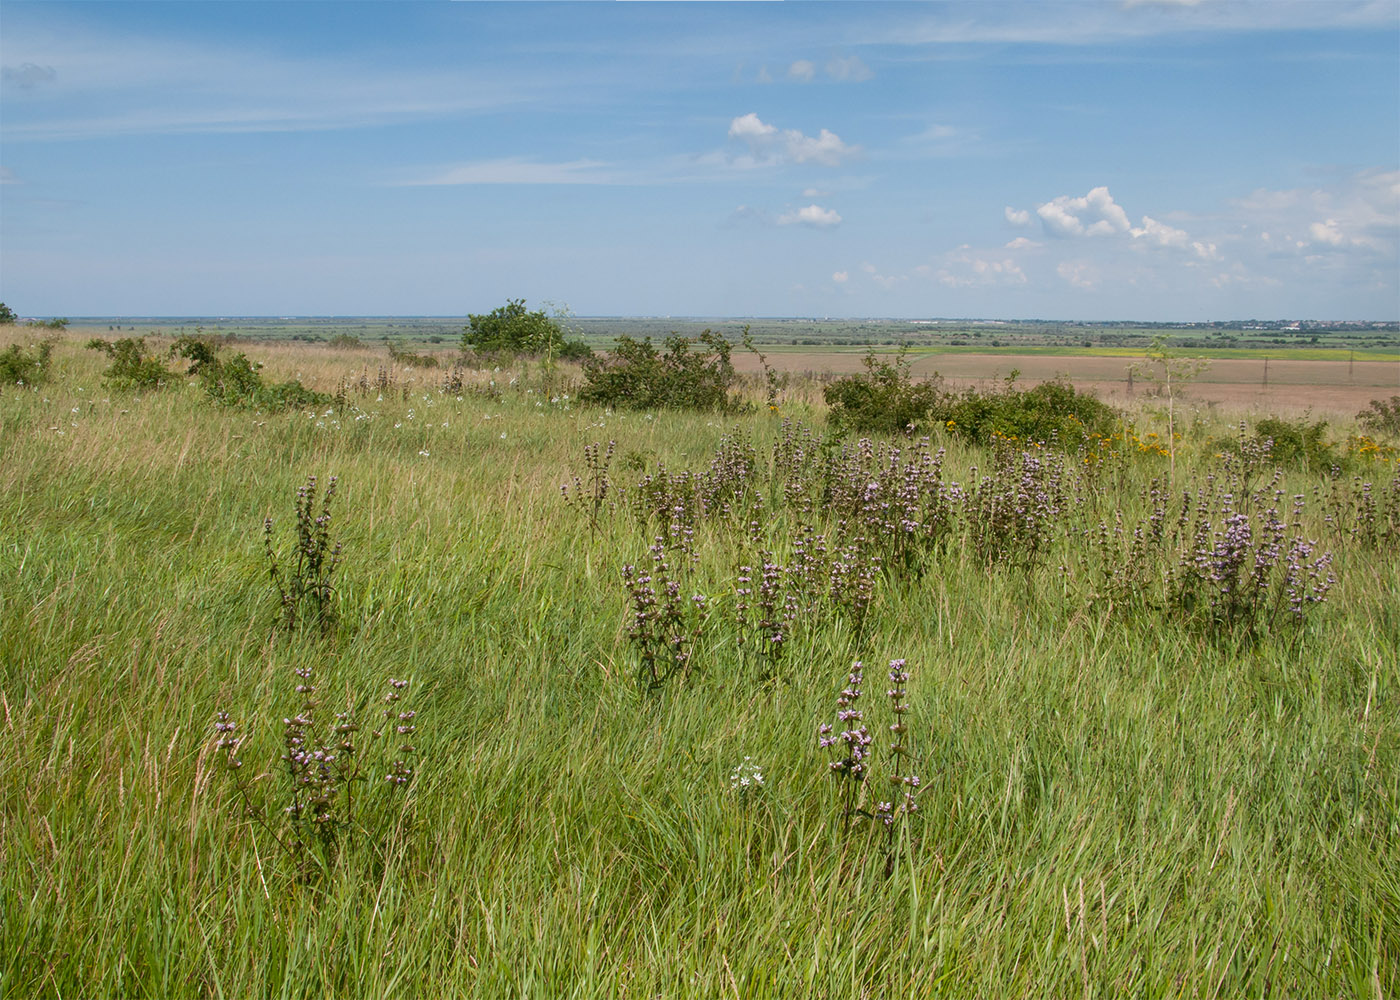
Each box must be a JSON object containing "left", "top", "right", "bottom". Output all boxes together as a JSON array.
[
  {"left": 1, "top": 330, "right": 1397, "bottom": 998},
  {"left": 729, "top": 350, "right": 1400, "bottom": 419}
]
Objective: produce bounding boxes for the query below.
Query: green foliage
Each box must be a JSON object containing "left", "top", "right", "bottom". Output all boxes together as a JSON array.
[
  {"left": 1358, "top": 395, "right": 1400, "bottom": 437},
  {"left": 87, "top": 336, "right": 171, "bottom": 390},
  {"left": 942, "top": 375, "right": 1120, "bottom": 446},
  {"left": 171, "top": 335, "right": 329, "bottom": 409},
  {"left": 0, "top": 302, "right": 17, "bottom": 324},
  {"left": 1214, "top": 416, "right": 1342, "bottom": 473},
  {"left": 32, "top": 317, "right": 69, "bottom": 330},
  {"left": 0, "top": 336, "right": 57, "bottom": 389},
  {"left": 387, "top": 338, "right": 439, "bottom": 368},
  {"left": 823, "top": 349, "right": 944, "bottom": 435},
  {"left": 327, "top": 333, "right": 363, "bottom": 348},
  {"left": 578, "top": 331, "right": 740, "bottom": 411},
  {"left": 825, "top": 350, "right": 1118, "bottom": 444},
  {"left": 461, "top": 298, "right": 591, "bottom": 359}
]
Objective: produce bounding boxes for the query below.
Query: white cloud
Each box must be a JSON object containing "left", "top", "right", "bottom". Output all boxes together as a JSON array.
[
  {"left": 1057, "top": 260, "right": 1099, "bottom": 289},
  {"left": 727, "top": 113, "right": 858, "bottom": 167},
  {"left": 832, "top": 270, "right": 849, "bottom": 284},
  {"left": 1192, "top": 240, "right": 1220, "bottom": 261},
  {"left": 1004, "top": 206, "right": 1033, "bottom": 227},
  {"left": 825, "top": 56, "right": 873, "bottom": 82},
  {"left": 1004, "top": 236, "right": 1041, "bottom": 249},
  {"left": 1233, "top": 169, "right": 1398, "bottom": 255},
  {"left": 1309, "top": 218, "right": 1348, "bottom": 246},
  {"left": 756, "top": 65, "right": 773, "bottom": 84},
  {"left": 728, "top": 112, "right": 777, "bottom": 142},
  {"left": 802, "top": 187, "right": 831, "bottom": 198},
  {"left": 934, "top": 248, "right": 1027, "bottom": 288},
  {"left": 1037, "top": 186, "right": 1132, "bottom": 238},
  {"left": 778, "top": 204, "right": 842, "bottom": 228},
  {"left": 788, "top": 60, "right": 816, "bottom": 83},
  {"left": 1130, "top": 215, "right": 1189, "bottom": 250}
]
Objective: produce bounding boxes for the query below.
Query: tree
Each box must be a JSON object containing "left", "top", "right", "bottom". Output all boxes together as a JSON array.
[
  {"left": 1129, "top": 336, "right": 1211, "bottom": 483},
  {"left": 461, "top": 299, "right": 567, "bottom": 356},
  {"left": 0, "top": 303, "right": 17, "bottom": 325}
]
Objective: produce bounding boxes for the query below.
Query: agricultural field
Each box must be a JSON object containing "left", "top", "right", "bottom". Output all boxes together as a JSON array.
[{"left": 1, "top": 328, "right": 1397, "bottom": 997}]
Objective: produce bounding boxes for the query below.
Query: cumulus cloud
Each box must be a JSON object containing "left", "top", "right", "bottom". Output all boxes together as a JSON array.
[
  {"left": 727, "top": 112, "right": 858, "bottom": 167},
  {"left": 1004, "top": 236, "right": 1041, "bottom": 249},
  {"left": 728, "top": 112, "right": 777, "bottom": 143},
  {"left": 778, "top": 204, "right": 842, "bottom": 228},
  {"left": 1004, "top": 206, "right": 1033, "bottom": 227},
  {"left": 1057, "top": 260, "right": 1099, "bottom": 289},
  {"left": 1233, "top": 169, "right": 1398, "bottom": 255},
  {"left": 934, "top": 248, "right": 1027, "bottom": 288},
  {"left": 825, "top": 56, "right": 873, "bottom": 82},
  {"left": 832, "top": 270, "right": 849, "bottom": 284},
  {"left": 1130, "top": 215, "right": 1189, "bottom": 250},
  {"left": 788, "top": 60, "right": 816, "bottom": 83},
  {"left": 1192, "top": 240, "right": 1220, "bottom": 261},
  {"left": 1036, "top": 186, "right": 1132, "bottom": 238}
]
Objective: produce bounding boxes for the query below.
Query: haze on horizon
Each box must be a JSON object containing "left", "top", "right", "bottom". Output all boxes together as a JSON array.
[{"left": 2, "top": 0, "right": 1398, "bottom": 322}]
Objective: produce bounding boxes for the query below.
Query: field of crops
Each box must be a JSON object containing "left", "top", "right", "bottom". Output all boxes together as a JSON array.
[{"left": 1, "top": 331, "right": 1396, "bottom": 997}]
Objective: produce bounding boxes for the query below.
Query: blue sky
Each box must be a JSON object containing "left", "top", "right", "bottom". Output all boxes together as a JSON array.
[{"left": 2, "top": 0, "right": 1397, "bottom": 320}]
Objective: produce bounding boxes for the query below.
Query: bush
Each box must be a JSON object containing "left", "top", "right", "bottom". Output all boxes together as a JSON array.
[
  {"left": 1213, "top": 417, "right": 1341, "bottom": 473},
  {"left": 0, "top": 336, "right": 57, "bottom": 389},
  {"left": 87, "top": 336, "right": 170, "bottom": 390},
  {"left": 461, "top": 299, "right": 591, "bottom": 359},
  {"left": 327, "top": 333, "right": 362, "bottom": 348},
  {"left": 172, "top": 335, "right": 329, "bottom": 410},
  {"left": 823, "top": 349, "right": 943, "bottom": 435},
  {"left": 824, "top": 352, "right": 1119, "bottom": 445},
  {"left": 0, "top": 303, "right": 17, "bottom": 325},
  {"left": 386, "top": 338, "right": 438, "bottom": 368},
  {"left": 1358, "top": 396, "right": 1400, "bottom": 437},
  {"left": 579, "top": 331, "right": 740, "bottom": 411},
  {"left": 941, "top": 376, "right": 1120, "bottom": 446}
]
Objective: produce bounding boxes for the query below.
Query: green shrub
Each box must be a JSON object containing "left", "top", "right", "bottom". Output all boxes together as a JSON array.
[
  {"left": 1214, "top": 416, "right": 1342, "bottom": 473},
  {"left": 823, "top": 349, "right": 943, "bottom": 435},
  {"left": 386, "top": 338, "right": 439, "bottom": 368},
  {"left": 1358, "top": 395, "right": 1400, "bottom": 437},
  {"left": 327, "top": 333, "right": 363, "bottom": 348},
  {"left": 461, "top": 298, "right": 592, "bottom": 359},
  {"left": 824, "top": 352, "right": 1119, "bottom": 445},
  {"left": 0, "top": 336, "right": 57, "bottom": 389},
  {"left": 0, "top": 303, "right": 17, "bottom": 324},
  {"left": 941, "top": 376, "right": 1120, "bottom": 446},
  {"left": 579, "top": 331, "right": 740, "bottom": 411},
  {"left": 171, "top": 335, "right": 329, "bottom": 410},
  {"left": 87, "top": 336, "right": 171, "bottom": 390}
]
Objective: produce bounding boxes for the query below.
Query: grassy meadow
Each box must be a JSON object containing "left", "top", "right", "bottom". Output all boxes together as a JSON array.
[{"left": 1, "top": 331, "right": 1397, "bottom": 998}]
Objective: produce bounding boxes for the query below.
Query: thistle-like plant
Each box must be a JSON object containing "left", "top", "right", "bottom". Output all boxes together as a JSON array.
[
  {"left": 265, "top": 475, "right": 343, "bottom": 633},
  {"left": 213, "top": 670, "right": 417, "bottom": 882}
]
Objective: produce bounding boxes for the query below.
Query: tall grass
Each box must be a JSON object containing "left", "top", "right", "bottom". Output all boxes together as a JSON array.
[{"left": 1, "top": 333, "right": 1395, "bottom": 997}]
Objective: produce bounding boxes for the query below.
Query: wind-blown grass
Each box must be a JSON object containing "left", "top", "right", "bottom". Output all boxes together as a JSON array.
[{"left": 1, "top": 335, "right": 1395, "bottom": 997}]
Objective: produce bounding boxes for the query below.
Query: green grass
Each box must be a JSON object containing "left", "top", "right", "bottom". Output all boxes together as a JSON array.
[{"left": 1, "top": 337, "right": 1396, "bottom": 997}]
